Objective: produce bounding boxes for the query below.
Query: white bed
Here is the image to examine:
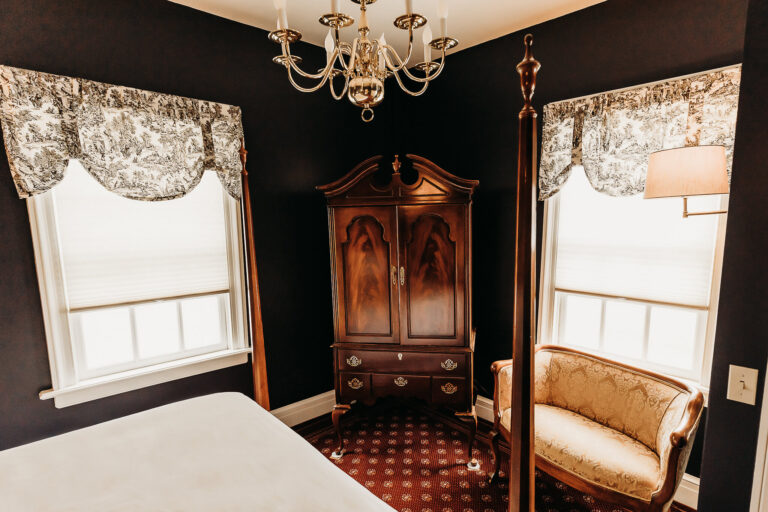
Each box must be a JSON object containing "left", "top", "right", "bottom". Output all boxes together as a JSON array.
[{"left": 0, "top": 392, "right": 395, "bottom": 511}]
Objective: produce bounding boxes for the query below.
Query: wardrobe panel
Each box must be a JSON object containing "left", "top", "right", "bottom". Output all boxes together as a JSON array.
[
  {"left": 332, "top": 206, "right": 399, "bottom": 343},
  {"left": 398, "top": 204, "right": 466, "bottom": 346}
]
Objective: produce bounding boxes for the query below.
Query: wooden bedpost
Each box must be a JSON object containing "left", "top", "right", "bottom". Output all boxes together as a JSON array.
[
  {"left": 509, "top": 34, "right": 540, "bottom": 512},
  {"left": 240, "top": 139, "right": 270, "bottom": 410}
]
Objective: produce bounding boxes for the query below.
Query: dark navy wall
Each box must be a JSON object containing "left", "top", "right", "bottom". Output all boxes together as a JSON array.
[
  {"left": 1, "top": 2, "right": 763, "bottom": 505},
  {"left": 698, "top": 0, "right": 768, "bottom": 508},
  {"left": 0, "top": 0, "right": 393, "bottom": 450}
]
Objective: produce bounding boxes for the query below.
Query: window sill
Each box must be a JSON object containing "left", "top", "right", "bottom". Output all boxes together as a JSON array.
[{"left": 39, "top": 348, "right": 251, "bottom": 408}]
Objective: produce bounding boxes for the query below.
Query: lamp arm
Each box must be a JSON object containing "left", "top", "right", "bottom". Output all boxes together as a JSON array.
[{"left": 681, "top": 196, "right": 728, "bottom": 218}]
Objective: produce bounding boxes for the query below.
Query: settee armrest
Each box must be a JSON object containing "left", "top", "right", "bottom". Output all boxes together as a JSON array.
[
  {"left": 490, "top": 359, "right": 514, "bottom": 429},
  {"left": 650, "top": 387, "right": 705, "bottom": 509}
]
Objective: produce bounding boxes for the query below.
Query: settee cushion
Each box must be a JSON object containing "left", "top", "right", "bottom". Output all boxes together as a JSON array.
[
  {"left": 501, "top": 404, "right": 660, "bottom": 501},
  {"left": 535, "top": 350, "right": 685, "bottom": 452}
]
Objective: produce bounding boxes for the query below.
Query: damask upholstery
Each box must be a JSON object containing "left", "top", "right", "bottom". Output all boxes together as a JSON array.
[
  {"left": 536, "top": 351, "right": 686, "bottom": 453},
  {"left": 502, "top": 405, "right": 660, "bottom": 500},
  {"left": 490, "top": 345, "right": 704, "bottom": 511}
]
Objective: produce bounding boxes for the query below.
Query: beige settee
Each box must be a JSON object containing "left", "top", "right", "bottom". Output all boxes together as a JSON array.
[{"left": 489, "top": 345, "right": 704, "bottom": 512}]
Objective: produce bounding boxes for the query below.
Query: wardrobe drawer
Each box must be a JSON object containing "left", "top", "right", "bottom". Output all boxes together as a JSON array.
[
  {"left": 338, "top": 349, "right": 467, "bottom": 375},
  {"left": 372, "top": 373, "right": 431, "bottom": 400},
  {"left": 338, "top": 372, "right": 371, "bottom": 402},
  {"left": 431, "top": 376, "right": 468, "bottom": 408}
]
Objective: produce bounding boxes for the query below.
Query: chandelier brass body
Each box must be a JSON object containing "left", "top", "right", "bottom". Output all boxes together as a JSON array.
[{"left": 269, "top": 0, "right": 458, "bottom": 122}]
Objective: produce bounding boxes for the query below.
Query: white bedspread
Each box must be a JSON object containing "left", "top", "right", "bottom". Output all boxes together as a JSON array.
[{"left": 0, "top": 392, "right": 395, "bottom": 511}]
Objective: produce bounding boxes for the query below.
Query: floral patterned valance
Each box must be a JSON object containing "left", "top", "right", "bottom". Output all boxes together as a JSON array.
[
  {"left": 0, "top": 65, "right": 243, "bottom": 201},
  {"left": 539, "top": 65, "right": 741, "bottom": 200}
]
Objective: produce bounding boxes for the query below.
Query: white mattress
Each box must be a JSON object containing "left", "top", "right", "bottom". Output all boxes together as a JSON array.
[{"left": 0, "top": 392, "right": 395, "bottom": 512}]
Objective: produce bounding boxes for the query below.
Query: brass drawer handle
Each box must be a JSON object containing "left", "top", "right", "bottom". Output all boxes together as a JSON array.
[
  {"left": 441, "top": 383, "right": 458, "bottom": 395},
  {"left": 348, "top": 378, "right": 364, "bottom": 390},
  {"left": 399, "top": 266, "right": 405, "bottom": 286},
  {"left": 346, "top": 355, "right": 362, "bottom": 367},
  {"left": 391, "top": 265, "right": 397, "bottom": 286},
  {"left": 394, "top": 377, "right": 408, "bottom": 387},
  {"left": 441, "top": 359, "right": 458, "bottom": 371}
]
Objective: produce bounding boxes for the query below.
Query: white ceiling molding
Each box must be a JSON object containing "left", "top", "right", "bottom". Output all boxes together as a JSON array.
[{"left": 169, "top": 0, "right": 604, "bottom": 57}]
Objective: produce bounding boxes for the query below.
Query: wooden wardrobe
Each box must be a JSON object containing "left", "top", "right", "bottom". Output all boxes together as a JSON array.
[{"left": 317, "top": 154, "right": 479, "bottom": 465}]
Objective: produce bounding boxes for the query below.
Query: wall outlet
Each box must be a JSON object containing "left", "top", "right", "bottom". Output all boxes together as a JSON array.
[{"left": 727, "top": 364, "right": 759, "bottom": 405}]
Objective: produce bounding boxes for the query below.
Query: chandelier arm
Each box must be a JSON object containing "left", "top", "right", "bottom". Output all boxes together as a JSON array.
[
  {"left": 379, "top": 27, "right": 415, "bottom": 73},
  {"left": 381, "top": 36, "right": 414, "bottom": 73},
  {"left": 329, "top": 73, "right": 350, "bottom": 100},
  {"left": 387, "top": 49, "right": 447, "bottom": 84},
  {"left": 402, "top": 51, "right": 447, "bottom": 83},
  {"left": 335, "top": 41, "right": 355, "bottom": 72},
  {"left": 286, "top": 62, "right": 333, "bottom": 93},
  {"left": 390, "top": 67, "right": 431, "bottom": 97},
  {"left": 284, "top": 44, "right": 338, "bottom": 80},
  {"left": 331, "top": 29, "right": 350, "bottom": 72}
]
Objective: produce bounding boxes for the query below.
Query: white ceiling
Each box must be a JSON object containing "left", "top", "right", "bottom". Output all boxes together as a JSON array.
[{"left": 170, "top": 0, "right": 603, "bottom": 57}]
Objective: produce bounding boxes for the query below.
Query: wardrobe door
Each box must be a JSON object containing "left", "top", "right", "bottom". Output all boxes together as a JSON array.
[
  {"left": 332, "top": 206, "right": 400, "bottom": 344},
  {"left": 398, "top": 204, "right": 466, "bottom": 346}
]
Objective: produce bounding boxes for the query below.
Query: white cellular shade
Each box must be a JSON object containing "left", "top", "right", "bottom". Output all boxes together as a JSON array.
[
  {"left": 53, "top": 161, "right": 230, "bottom": 309},
  {"left": 555, "top": 167, "right": 720, "bottom": 307}
]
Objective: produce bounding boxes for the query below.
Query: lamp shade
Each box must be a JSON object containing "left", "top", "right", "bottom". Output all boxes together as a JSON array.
[{"left": 644, "top": 145, "right": 729, "bottom": 198}]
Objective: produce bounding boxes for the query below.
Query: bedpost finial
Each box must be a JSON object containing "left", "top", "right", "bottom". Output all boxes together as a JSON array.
[
  {"left": 392, "top": 154, "right": 402, "bottom": 173},
  {"left": 517, "top": 33, "right": 541, "bottom": 115}
]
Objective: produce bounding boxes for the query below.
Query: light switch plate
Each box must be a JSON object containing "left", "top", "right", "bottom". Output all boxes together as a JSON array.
[{"left": 727, "top": 364, "right": 759, "bottom": 405}]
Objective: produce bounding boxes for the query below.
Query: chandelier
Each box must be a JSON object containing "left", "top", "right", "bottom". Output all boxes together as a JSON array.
[{"left": 268, "top": 0, "right": 458, "bottom": 122}]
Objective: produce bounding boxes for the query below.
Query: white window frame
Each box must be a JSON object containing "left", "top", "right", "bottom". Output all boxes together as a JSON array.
[
  {"left": 28, "top": 173, "right": 251, "bottom": 408},
  {"left": 537, "top": 192, "right": 729, "bottom": 398}
]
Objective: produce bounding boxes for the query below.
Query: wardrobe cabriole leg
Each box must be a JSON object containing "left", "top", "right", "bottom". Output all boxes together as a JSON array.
[
  {"left": 456, "top": 407, "right": 479, "bottom": 470},
  {"left": 331, "top": 404, "right": 351, "bottom": 460}
]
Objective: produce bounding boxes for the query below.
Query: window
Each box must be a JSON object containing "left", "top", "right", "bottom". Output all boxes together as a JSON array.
[
  {"left": 538, "top": 167, "right": 727, "bottom": 388},
  {"left": 29, "top": 161, "right": 250, "bottom": 407}
]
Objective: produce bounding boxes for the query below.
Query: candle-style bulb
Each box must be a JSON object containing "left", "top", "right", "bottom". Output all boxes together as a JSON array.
[
  {"left": 273, "top": 0, "right": 288, "bottom": 29},
  {"left": 277, "top": 9, "right": 289, "bottom": 30},
  {"left": 437, "top": 0, "right": 448, "bottom": 18},
  {"left": 325, "top": 29, "right": 335, "bottom": 64},
  {"left": 437, "top": 0, "right": 448, "bottom": 37},
  {"left": 378, "top": 34, "right": 387, "bottom": 72},
  {"left": 422, "top": 24, "right": 432, "bottom": 45},
  {"left": 405, "top": 0, "right": 413, "bottom": 15},
  {"left": 331, "top": 0, "right": 339, "bottom": 14}
]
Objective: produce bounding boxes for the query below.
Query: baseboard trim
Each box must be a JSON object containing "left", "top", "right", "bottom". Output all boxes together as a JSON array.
[
  {"left": 675, "top": 474, "right": 699, "bottom": 509},
  {"left": 476, "top": 394, "right": 494, "bottom": 423},
  {"left": 270, "top": 390, "right": 336, "bottom": 427},
  {"left": 271, "top": 391, "right": 699, "bottom": 510}
]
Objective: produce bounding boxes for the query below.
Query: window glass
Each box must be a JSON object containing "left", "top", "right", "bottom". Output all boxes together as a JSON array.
[{"left": 542, "top": 166, "right": 725, "bottom": 383}]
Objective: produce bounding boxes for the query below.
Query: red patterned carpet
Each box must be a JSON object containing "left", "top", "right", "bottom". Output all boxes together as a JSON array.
[{"left": 303, "top": 404, "right": 626, "bottom": 512}]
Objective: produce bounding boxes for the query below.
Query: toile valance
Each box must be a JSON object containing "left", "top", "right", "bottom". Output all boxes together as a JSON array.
[
  {"left": 0, "top": 65, "right": 243, "bottom": 201},
  {"left": 539, "top": 65, "right": 741, "bottom": 200}
]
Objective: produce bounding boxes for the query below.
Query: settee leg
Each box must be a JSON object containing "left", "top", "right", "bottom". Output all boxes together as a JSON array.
[
  {"left": 488, "top": 429, "right": 501, "bottom": 484},
  {"left": 330, "top": 404, "right": 351, "bottom": 460},
  {"left": 456, "top": 407, "right": 479, "bottom": 470}
]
